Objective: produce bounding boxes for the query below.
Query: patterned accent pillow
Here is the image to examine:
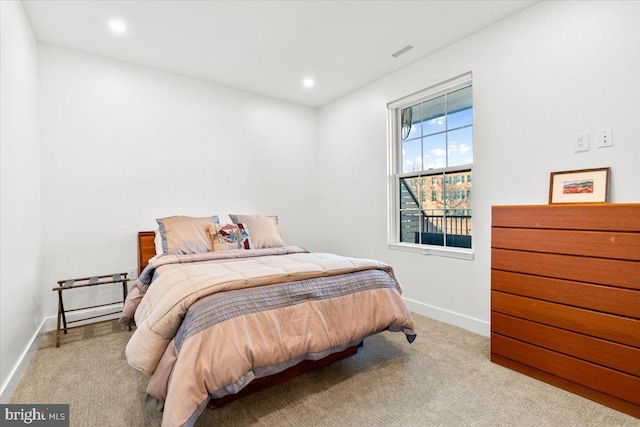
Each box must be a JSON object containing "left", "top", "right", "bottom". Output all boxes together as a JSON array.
[{"left": 209, "top": 223, "right": 253, "bottom": 251}]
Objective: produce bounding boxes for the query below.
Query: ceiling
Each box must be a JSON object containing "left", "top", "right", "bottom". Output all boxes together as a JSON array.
[{"left": 22, "top": 1, "right": 536, "bottom": 107}]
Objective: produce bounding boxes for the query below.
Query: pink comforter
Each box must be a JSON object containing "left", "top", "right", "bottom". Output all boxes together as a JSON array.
[{"left": 123, "top": 248, "right": 416, "bottom": 426}]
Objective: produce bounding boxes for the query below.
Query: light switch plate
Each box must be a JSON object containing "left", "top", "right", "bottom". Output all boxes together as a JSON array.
[{"left": 598, "top": 129, "right": 613, "bottom": 148}]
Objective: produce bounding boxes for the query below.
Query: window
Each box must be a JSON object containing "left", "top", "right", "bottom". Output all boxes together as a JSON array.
[{"left": 389, "top": 74, "right": 473, "bottom": 253}]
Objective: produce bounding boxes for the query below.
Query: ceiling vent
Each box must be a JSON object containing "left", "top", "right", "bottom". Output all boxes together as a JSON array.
[{"left": 391, "top": 44, "right": 413, "bottom": 58}]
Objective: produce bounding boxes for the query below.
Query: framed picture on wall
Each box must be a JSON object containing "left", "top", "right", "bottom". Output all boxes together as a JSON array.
[{"left": 549, "top": 167, "right": 610, "bottom": 204}]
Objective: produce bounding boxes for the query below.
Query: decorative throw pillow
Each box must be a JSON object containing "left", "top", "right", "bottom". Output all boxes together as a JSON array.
[
  {"left": 228, "top": 214, "right": 285, "bottom": 249},
  {"left": 156, "top": 215, "right": 219, "bottom": 255},
  {"left": 209, "top": 223, "right": 253, "bottom": 251}
]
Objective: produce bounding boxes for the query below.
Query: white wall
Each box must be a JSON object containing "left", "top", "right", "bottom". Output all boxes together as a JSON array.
[
  {"left": 5, "top": 4, "right": 639, "bottom": 393},
  {"left": 38, "top": 45, "right": 318, "bottom": 319},
  {"left": 0, "top": 0, "right": 44, "bottom": 401},
  {"left": 317, "top": 1, "right": 640, "bottom": 335}
]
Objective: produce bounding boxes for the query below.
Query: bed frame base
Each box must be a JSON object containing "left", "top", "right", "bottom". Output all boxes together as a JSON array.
[{"left": 207, "top": 342, "right": 362, "bottom": 409}]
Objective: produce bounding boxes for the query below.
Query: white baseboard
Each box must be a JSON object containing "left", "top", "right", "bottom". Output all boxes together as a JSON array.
[
  {"left": 0, "top": 305, "right": 124, "bottom": 404},
  {"left": 0, "top": 318, "right": 47, "bottom": 404},
  {"left": 403, "top": 297, "right": 490, "bottom": 337}
]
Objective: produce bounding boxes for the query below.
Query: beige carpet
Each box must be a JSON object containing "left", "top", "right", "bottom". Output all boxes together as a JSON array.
[{"left": 10, "top": 313, "right": 638, "bottom": 426}]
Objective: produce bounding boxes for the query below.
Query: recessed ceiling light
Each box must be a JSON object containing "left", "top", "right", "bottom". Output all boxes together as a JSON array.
[
  {"left": 303, "top": 78, "right": 314, "bottom": 88},
  {"left": 109, "top": 20, "right": 127, "bottom": 34}
]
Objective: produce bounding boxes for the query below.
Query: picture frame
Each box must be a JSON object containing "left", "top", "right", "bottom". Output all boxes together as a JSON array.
[{"left": 549, "top": 167, "right": 610, "bottom": 204}]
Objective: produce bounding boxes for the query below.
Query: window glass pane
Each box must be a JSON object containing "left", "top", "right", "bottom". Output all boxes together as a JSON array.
[
  {"left": 399, "top": 177, "right": 421, "bottom": 209},
  {"left": 401, "top": 104, "right": 421, "bottom": 141},
  {"left": 444, "top": 171, "right": 472, "bottom": 211},
  {"left": 420, "top": 209, "right": 445, "bottom": 246},
  {"left": 422, "top": 133, "right": 446, "bottom": 170},
  {"left": 419, "top": 176, "right": 444, "bottom": 246},
  {"left": 441, "top": 169, "right": 472, "bottom": 248},
  {"left": 399, "top": 211, "right": 420, "bottom": 243},
  {"left": 447, "top": 86, "right": 472, "bottom": 130},
  {"left": 444, "top": 209, "right": 472, "bottom": 249},
  {"left": 422, "top": 95, "right": 445, "bottom": 136},
  {"left": 402, "top": 139, "right": 422, "bottom": 173},
  {"left": 419, "top": 175, "right": 434, "bottom": 208},
  {"left": 420, "top": 174, "right": 443, "bottom": 209},
  {"left": 447, "top": 126, "right": 473, "bottom": 167}
]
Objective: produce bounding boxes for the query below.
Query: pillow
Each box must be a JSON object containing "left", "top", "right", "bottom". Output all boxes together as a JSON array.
[
  {"left": 228, "top": 214, "right": 284, "bottom": 249},
  {"left": 209, "top": 223, "right": 253, "bottom": 251},
  {"left": 154, "top": 229, "right": 163, "bottom": 256},
  {"left": 229, "top": 214, "right": 278, "bottom": 225},
  {"left": 156, "top": 215, "right": 219, "bottom": 255}
]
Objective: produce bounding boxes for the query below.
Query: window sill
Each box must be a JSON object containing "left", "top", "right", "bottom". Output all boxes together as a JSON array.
[{"left": 388, "top": 243, "right": 475, "bottom": 261}]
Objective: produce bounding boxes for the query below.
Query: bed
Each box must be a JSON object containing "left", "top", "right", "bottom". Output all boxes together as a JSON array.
[{"left": 121, "top": 215, "right": 416, "bottom": 427}]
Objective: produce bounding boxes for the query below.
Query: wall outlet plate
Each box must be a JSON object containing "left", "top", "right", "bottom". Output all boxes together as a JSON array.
[
  {"left": 127, "top": 267, "right": 137, "bottom": 280},
  {"left": 575, "top": 132, "right": 589, "bottom": 152}
]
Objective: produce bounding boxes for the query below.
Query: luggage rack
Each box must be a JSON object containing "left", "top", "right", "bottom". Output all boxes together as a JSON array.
[{"left": 52, "top": 272, "right": 131, "bottom": 347}]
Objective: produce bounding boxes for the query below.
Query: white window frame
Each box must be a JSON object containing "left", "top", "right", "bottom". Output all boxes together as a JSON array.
[{"left": 387, "top": 73, "right": 474, "bottom": 261}]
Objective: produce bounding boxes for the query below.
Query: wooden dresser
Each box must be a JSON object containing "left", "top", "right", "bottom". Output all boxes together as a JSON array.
[{"left": 491, "top": 204, "right": 640, "bottom": 418}]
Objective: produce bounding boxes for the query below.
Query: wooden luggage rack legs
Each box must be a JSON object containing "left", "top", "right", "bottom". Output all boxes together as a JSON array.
[{"left": 52, "top": 272, "right": 131, "bottom": 347}]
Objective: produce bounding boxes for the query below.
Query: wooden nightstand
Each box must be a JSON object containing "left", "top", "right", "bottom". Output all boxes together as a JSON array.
[{"left": 52, "top": 272, "right": 131, "bottom": 347}]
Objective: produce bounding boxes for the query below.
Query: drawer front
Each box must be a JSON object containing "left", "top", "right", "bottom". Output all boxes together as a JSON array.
[
  {"left": 491, "top": 291, "right": 640, "bottom": 348},
  {"left": 492, "top": 204, "right": 640, "bottom": 231},
  {"left": 491, "top": 270, "right": 640, "bottom": 318},
  {"left": 491, "top": 334, "right": 640, "bottom": 406},
  {"left": 492, "top": 227, "right": 640, "bottom": 261},
  {"left": 491, "top": 248, "right": 640, "bottom": 289},
  {"left": 492, "top": 312, "right": 640, "bottom": 376}
]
